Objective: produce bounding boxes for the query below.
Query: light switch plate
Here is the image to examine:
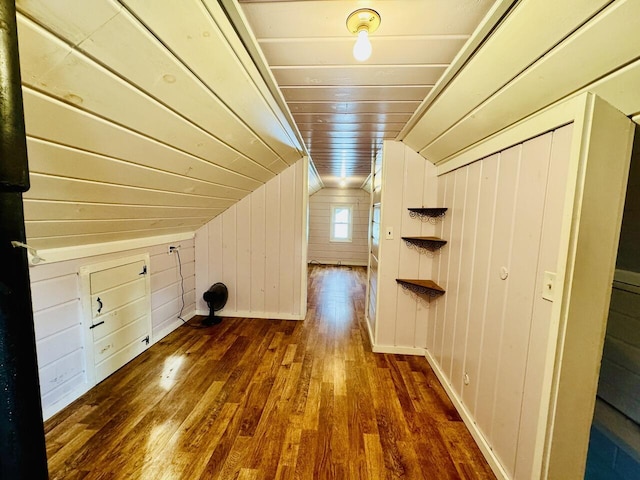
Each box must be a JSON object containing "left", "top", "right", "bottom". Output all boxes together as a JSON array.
[{"left": 542, "top": 271, "right": 556, "bottom": 301}]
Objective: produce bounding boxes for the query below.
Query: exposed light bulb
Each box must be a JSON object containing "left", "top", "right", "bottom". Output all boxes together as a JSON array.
[{"left": 353, "top": 29, "right": 372, "bottom": 61}]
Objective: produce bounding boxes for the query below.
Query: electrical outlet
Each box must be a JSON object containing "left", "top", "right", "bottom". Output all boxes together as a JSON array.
[
  {"left": 385, "top": 227, "right": 394, "bottom": 240},
  {"left": 542, "top": 271, "right": 556, "bottom": 301},
  {"left": 168, "top": 245, "right": 180, "bottom": 254}
]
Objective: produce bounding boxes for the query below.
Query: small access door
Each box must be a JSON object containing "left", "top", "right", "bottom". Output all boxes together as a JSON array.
[{"left": 80, "top": 254, "right": 152, "bottom": 385}]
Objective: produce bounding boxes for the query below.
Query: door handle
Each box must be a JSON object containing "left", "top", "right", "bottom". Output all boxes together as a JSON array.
[{"left": 97, "top": 297, "right": 103, "bottom": 314}]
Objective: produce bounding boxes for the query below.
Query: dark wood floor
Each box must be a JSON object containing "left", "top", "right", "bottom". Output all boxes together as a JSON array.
[{"left": 44, "top": 265, "right": 495, "bottom": 479}]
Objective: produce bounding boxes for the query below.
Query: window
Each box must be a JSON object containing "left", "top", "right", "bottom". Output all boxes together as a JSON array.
[{"left": 331, "top": 205, "right": 353, "bottom": 242}]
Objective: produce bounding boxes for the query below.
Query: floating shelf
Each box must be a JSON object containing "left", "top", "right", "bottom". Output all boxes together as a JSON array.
[
  {"left": 402, "top": 236, "right": 447, "bottom": 252},
  {"left": 396, "top": 279, "right": 445, "bottom": 297},
  {"left": 408, "top": 207, "right": 448, "bottom": 220}
]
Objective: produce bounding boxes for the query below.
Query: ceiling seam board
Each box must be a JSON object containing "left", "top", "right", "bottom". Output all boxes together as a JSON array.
[
  {"left": 17, "top": 10, "right": 288, "bottom": 179},
  {"left": 16, "top": 0, "right": 308, "bottom": 248},
  {"left": 235, "top": 0, "right": 502, "bottom": 188}
]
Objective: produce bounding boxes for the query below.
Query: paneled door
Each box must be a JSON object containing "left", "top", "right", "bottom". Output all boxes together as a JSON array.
[{"left": 80, "top": 254, "right": 152, "bottom": 384}]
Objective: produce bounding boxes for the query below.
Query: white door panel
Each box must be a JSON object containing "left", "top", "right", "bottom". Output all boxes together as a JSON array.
[
  {"left": 91, "top": 297, "right": 148, "bottom": 341},
  {"left": 90, "top": 277, "right": 146, "bottom": 318},
  {"left": 90, "top": 260, "right": 147, "bottom": 294},
  {"left": 80, "top": 254, "right": 152, "bottom": 386}
]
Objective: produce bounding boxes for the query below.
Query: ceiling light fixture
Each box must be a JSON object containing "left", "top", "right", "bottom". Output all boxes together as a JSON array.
[{"left": 346, "top": 8, "right": 381, "bottom": 62}]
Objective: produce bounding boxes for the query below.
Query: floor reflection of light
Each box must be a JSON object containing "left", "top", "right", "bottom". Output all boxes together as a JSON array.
[
  {"left": 139, "top": 423, "right": 176, "bottom": 480},
  {"left": 160, "top": 355, "right": 184, "bottom": 391}
]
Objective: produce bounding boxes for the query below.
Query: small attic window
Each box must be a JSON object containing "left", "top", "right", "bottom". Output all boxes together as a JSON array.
[{"left": 330, "top": 205, "right": 353, "bottom": 242}]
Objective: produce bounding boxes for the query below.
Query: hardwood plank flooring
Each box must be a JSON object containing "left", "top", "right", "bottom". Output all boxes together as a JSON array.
[{"left": 44, "top": 265, "right": 496, "bottom": 479}]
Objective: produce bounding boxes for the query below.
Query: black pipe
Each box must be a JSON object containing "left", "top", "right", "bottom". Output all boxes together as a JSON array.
[
  {"left": 0, "top": 0, "right": 49, "bottom": 478},
  {"left": 0, "top": 0, "right": 28, "bottom": 191}
]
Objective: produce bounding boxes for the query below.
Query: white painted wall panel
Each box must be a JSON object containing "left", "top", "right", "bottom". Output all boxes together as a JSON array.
[
  {"left": 490, "top": 133, "right": 552, "bottom": 476},
  {"left": 308, "top": 188, "right": 369, "bottom": 266},
  {"left": 441, "top": 168, "right": 467, "bottom": 380},
  {"left": 451, "top": 162, "right": 480, "bottom": 396},
  {"left": 460, "top": 155, "right": 498, "bottom": 416},
  {"left": 279, "top": 166, "right": 296, "bottom": 312},
  {"left": 369, "top": 142, "right": 438, "bottom": 352},
  {"left": 433, "top": 173, "right": 455, "bottom": 362},
  {"left": 428, "top": 167, "right": 448, "bottom": 355},
  {"left": 250, "top": 186, "right": 267, "bottom": 313},
  {"left": 265, "top": 175, "right": 282, "bottom": 315},
  {"left": 422, "top": 127, "right": 574, "bottom": 479},
  {"left": 514, "top": 125, "right": 573, "bottom": 479},
  {"left": 376, "top": 141, "right": 405, "bottom": 348},
  {"left": 222, "top": 206, "right": 238, "bottom": 313},
  {"left": 236, "top": 198, "right": 252, "bottom": 313},
  {"left": 195, "top": 159, "right": 308, "bottom": 320},
  {"left": 30, "top": 238, "right": 196, "bottom": 419}
]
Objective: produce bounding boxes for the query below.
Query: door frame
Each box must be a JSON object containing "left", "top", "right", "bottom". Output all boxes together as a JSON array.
[{"left": 79, "top": 253, "right": 152, "bottom": 387}]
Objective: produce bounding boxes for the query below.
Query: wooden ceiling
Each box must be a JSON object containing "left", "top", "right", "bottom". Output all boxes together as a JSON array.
[
  {"left": 16, "top": 0, "right": 306, "bottom": 249},
  {"left": 238, "top": 0, "right": 496, "bottom": 188}
]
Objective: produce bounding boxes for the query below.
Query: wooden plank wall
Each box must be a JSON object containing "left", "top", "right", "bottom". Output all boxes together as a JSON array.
[
  {"left": 367, "top": 151, "right": 383, "bottom": 337},
  {"left": 307, "top": 188, "right": 369, "bottom": 266},
  {"left": 195, "top": 159, "right": 307, "bottom": 320},
  {"left": 401, "top": 0, "right": 640, "bottom": 165},
  {"left": 616, "top": 132, "right": 640, "bottom": 272},
  {"left": 425, "top": 126, "right": 573, "bottom": 478},
  {"left": 374, "top": 141, "right": 437, "bottom": 352},
  {"left": 30, "top": 238, "right": 196, "bottom": 419},
  {"left": 599, "top": 280, "right": 640, "bottom": 425},
  {"left": 16, "top": 0, "right": 303, "bottom": 249}
]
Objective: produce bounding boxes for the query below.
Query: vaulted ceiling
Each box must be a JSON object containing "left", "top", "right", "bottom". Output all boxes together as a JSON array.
[
  {"left": 15, "top": 0, "right": 498, "bottom": 249},
  {"left": 17, "top": 0, "right": 306, "bottom": 249},
  {"left": 17, "top": 0, "right": 638, "bottom": 251},
  {"left": 236, "top": 0, "right": 496, "bottom": 188}
]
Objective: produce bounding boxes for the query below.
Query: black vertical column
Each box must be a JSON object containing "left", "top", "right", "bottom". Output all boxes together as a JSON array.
[{"left": 0, "top": 0, "right": 48, "bottom": 478}]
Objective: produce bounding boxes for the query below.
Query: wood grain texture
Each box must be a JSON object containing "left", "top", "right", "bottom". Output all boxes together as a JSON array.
[
  {"left": 15, "top": 0, "right": 304, "bottom": 249},
  {"left": 44, "top": 265, "right": 495, "bottom": 480}
]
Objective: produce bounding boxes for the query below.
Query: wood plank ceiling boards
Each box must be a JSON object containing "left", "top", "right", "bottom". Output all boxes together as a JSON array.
[
  {"left": 15, "top": 0, "right": 505, "bottom": 249},
  {"left": 16, "top": 0, "right": 305, "bottom": 249},
  {"left": 235, "top": 0, "right": 498, "bottom": 188}
]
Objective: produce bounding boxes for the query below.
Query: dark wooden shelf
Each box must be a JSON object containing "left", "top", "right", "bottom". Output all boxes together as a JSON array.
[
  {"left": 408, "top": 207, "right": 448, "bottom": 219},
  {"left": 402, "top": 236, "right": 447, "bottom": 252},
  {"left": 396, "top": 279, "right": 445, "bottom": 297}
]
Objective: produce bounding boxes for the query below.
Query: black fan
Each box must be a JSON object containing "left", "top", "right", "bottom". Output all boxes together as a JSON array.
[{"left": 202, "top": 282, "right": 228, "bottom": 326}]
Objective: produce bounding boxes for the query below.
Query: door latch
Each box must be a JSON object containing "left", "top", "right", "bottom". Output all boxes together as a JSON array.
[{"left": 141, "top": 335, "right": 150, "bottom": 345}]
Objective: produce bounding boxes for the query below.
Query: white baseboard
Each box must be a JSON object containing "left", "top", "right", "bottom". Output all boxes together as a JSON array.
[
  {"left": 42, "top": 382, "right": 90, "bottom": 421},
  {"left": 365, "top": 315, "right": 376, "bottom": 348},
  {"left": 371, "top": 344, "right": 426, "bottom": 356},
  {"left": 424, "top": 349, "right": 509, "bottom": 480},
  {"left": 196, "top": 309, "right": 305, "bottom": 321},
  {"left": 152, "top": 310, "right": 196, "bottom": 344}
]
